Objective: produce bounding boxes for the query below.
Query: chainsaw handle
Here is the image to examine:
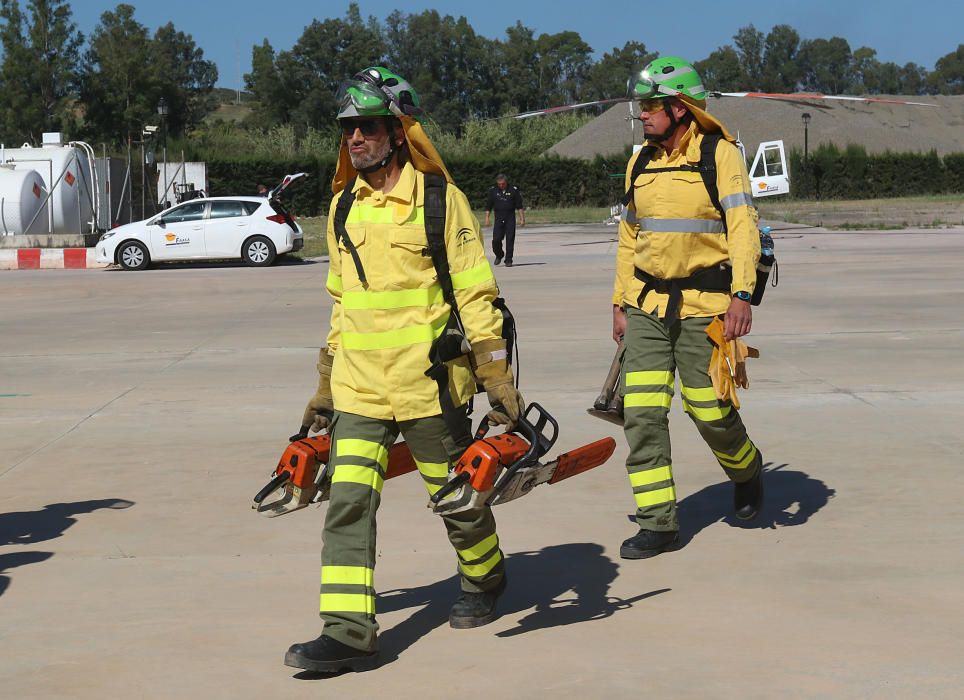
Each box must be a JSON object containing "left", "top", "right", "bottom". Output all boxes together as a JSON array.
[
  {"left": 253, "top": 471, "right": 290, "bottom": 505},
  {"left": 429, "top": 471, "right": 470, "bottom": 505}
]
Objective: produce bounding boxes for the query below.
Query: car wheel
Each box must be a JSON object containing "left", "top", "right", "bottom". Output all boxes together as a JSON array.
[
  {"left": 117, "top": 240, "right": 150, "bottom": 271},
  {"left": 242, "top": 235, "right": 277, "bottom": 267}
]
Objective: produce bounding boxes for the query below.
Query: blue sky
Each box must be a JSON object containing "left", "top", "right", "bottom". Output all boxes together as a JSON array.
[{"left": 72, "top": 1, "right": 964, "bottom": 90}]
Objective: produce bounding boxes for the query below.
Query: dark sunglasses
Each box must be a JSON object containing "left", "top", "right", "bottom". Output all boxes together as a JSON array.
[{"left": 340, "top": 119, "right": 382, "bottom": 137}]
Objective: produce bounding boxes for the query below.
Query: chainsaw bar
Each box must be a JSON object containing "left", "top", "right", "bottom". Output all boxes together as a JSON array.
[{"left": 487, "top": 437, "right": 616, "bottom": 506}]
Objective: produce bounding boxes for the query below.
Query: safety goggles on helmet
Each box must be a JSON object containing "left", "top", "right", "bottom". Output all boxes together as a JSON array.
[
  {"left": 627, "top": 71, "right": 680, "bottom": 101},
  {"left": 336, "top": 67, "right": 422, "bottom": 120}
]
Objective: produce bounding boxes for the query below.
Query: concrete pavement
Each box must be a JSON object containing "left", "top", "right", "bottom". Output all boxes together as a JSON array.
[{"left": 1, "top": 226, "right": 963, "bottom": 698}]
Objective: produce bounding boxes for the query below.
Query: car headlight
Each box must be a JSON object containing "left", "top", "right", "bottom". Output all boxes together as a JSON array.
[{"left": 99, "top": 231, "right": 116, "bottom": 241}]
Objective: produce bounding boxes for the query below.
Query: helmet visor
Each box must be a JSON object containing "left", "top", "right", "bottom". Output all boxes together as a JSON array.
[
  {"left": 628, "top": 70, "right": 680, "bottom": 100},
  {"left": 336, "top": 80, "right": 392, "bottom": 118}
]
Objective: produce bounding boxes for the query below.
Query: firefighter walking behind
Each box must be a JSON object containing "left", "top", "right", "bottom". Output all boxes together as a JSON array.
[
  {"left": 285, "top": 67, "right": 524, "bottom": 673},
  {"left": 612, "top": 57, "right": 764, "bottom": 560}
]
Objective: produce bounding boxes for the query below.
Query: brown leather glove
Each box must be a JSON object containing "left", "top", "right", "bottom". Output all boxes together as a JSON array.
[
  {"left": 299, "top": 348, "right": 334, "bottom": 434},
  {"left": 705, "top": 318, "right": 759, "bottom": 409},
  {"left": 471, "top": 338, "right": 524, "bottom": 428}
]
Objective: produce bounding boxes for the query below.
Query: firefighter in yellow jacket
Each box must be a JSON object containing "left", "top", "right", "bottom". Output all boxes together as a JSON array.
[
  {"left": 612, "top": 57, "right": 764, "bottom": 560},
  {"left": 285, "top": 67, "right": 524, "bottom": 673}
]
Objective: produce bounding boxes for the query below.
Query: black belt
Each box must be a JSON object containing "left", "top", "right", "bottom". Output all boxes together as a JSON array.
[{"left": 634, "top": 265, "right": 732, "bottom": 326}]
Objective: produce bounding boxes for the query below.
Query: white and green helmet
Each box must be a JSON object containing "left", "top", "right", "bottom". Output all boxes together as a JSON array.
[
  {"left": 628, "top": 56, "right": 707, "bottom": 104},
  {"left": 336, "top": 66, "right": 423, "bottom": 119}
]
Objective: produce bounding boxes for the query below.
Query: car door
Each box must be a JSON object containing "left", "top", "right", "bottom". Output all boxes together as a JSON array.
[
  {"left": 150, "top": 201, "right": 208, "bottom": 259},
  {"left": 205, "top": 200, "right": 254, "bottom": 257},
  {"left": 749, "top": 141, "right": 790, "bottom": 198}
]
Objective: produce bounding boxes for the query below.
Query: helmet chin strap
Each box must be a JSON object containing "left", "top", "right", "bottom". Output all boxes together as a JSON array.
[{"left": 357, "top": 140, "right": 397, "bottom": 174}]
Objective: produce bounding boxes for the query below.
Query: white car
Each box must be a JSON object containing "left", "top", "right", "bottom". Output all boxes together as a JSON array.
[{"left": 96, "top": 174, "right": 307, "bottom": 270}]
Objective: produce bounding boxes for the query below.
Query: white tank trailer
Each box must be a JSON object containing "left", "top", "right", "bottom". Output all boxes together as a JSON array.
[{"left": 0, "top": 132, "right": 98, "bottom": 237}]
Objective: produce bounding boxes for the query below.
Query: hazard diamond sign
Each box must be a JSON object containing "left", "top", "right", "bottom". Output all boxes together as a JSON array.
[{"left": 65, "top": 171, "right": 75, "bottom": 186}]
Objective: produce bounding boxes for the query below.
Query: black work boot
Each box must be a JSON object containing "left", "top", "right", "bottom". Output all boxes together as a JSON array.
[
  {"left": 449, "top": 576, "right": 507, "bottom": 629},
  {"left": 494, "top": 255, "right": 502, "bottom": 266},
  {"left": 619, "top": 529, "right": 679, "bottom": 560},
  {"left": 284, "top": 634, "right": 379, "bottom": 673},
  {"left": 734, "top": 458, "right": 764, "bottom": 520}
]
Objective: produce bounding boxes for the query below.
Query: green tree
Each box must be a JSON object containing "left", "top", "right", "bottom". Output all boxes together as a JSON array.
[
  {"left": 534, "top": 30, "right": 593, "bottom": 105},
  {"left": 149, "top": 22, "right": 218, "bottom": 136},
  {"left": 385, "top": 9, "right": 499, "bottom": 129},
  {"left": 695, "top": 46, "right": 745, "bottom": 92},
  {"left": 798, "top": 37, "right": 853, "bottom": 93},
  {"left": 733, "top": 24, "right": 765, "bottom": 90},
  {"left": 497, "top": 21, "right": 541, "bottom": 113},
  {"left": 899, "top": 62, "right": 928, "bottom": 94},
  {"left": 929, "top": 44, "right": 964, "bottom": 94},
  {"left": 79, "top": 4, "right": 154, "bottom": 142},
  {"left": 761, "top": 24, "right": 801, "bottom": 92},
  {"left": 0, "top": 0, "right": 83, "bottom": 142},
  {"left": 851, "top": 47, "right": 881, "bottom": 93},
  {"left": 586, "top": 41, "right": 658, "bottom": 100},
  {"left": 244, "top": 39, "right": 294, "bottom": 126}
]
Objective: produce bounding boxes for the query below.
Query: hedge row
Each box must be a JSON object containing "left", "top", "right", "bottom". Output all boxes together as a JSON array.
[
  {"left": 206, "top": 147, "right": 964, "bottom": 216},
  {"left": 788, "top": 145, "right": 964, "bottom": 199},
  {"left": 206, "top": 156, "right": 625, "bottom": 216}
]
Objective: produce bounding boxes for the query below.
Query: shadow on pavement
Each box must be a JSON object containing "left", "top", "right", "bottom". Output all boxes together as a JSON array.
[
  {"left": 0, "top": 499, "right": 134, "bottom": 599},
  {"left": 675, "top": 463, "right": 834, "bottom": 545},
  {"left": 372, "top": 542, "right": 669, "bottom": 665}
]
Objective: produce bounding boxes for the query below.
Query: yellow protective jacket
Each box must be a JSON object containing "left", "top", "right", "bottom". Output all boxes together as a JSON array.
[
  {"left": 325, "top": 162, "right": 503, "bottom": 421},
  {"left": 613, "top": 122, "right": 761, "bottom": 318}
]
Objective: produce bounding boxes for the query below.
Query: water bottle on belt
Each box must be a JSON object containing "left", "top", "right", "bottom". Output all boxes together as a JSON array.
[{"left": 751, "top": 226, "right": 778, "bottom": 306}]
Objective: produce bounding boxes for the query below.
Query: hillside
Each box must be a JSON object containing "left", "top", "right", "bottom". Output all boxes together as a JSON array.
[{"left": 548, "top": 95, "right": 964, "bottom": 160}]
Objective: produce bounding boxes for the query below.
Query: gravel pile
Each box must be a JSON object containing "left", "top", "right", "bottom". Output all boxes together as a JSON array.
[{"left": 548, "top": 95, "right": 964, "bottom": 160}]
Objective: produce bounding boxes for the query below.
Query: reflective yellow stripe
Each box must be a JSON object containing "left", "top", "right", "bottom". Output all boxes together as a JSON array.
[
  {"left": 451, "top": 261, "right": 494, "bottom": 289},
  {"left": 458, "top": 533, "right": 499, "bottom": 561},
  {"left": 346, "top": 206, "right": 424, "bottom": 225},
  {"left": 713, "top": 439, "right": 753, "bottom": 465},
  {"left": 683, "top": 401, "right": 732, "bottom": 421},
  {"left": 716, "top": 441, "right": 757, "bottom": 469},
  {"left": 625, "top": 392, "right": 673, "bottom": 409},
  {"left": 634, "top": 485, "right": 677, "bottom": 508},
  {"left": 342, "top": 285, "right": 444, "bottom": 310},
  {"left": 326, "top": 271, "right": 343, "bottom": 294},
  {"left": 459, "top": 550, "right": 502, "bottom": 578},
  {"left": 336, "top": 439, "right": 388, "bottom": 468},
  {"left": 331, "top": 464, "right": 384, "bottom": 492},
  {"left": 629, "top": 466, "right": 673, "bottom": 488},
  {"left": 321, "top": 565, "right": 374, "bottom": 587},
  {"left": 626, "top": 370, "right": 673, "bottom": 387},
  {"left": 341, "top": 316, "right": 448, "bottom": 350},
  {"left": 423, "top": 481, "right": 444, "bottom": 496},
  {"left": 320, "top": 593, "right": 375, "bottom": 615},
  {"left": 681, "top": 385, "right": 718, "bottom": 402},
  {"left": 415, "top": 459, "right": 449, "bottom": 479}
]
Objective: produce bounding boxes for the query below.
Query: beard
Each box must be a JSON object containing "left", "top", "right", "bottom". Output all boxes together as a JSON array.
[{"left": 349, "top": 139, "right": 393, "bottom": 170}]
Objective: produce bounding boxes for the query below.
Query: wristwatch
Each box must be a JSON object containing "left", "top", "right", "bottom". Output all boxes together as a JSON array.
[{"left": 733, "top": 290, "right": 752, "bottom": 302}]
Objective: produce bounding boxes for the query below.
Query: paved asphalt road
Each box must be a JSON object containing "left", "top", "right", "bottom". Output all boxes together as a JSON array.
[{"left": 1, "top": 225, "right": 962, "bottom": 698}]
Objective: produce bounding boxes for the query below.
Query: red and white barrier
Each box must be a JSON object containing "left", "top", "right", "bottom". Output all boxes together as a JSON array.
[{"left": 0, "top": 248, "right": 108, "bottom": 270}]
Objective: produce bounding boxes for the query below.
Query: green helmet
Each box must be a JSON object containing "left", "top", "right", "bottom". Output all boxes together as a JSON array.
[
  {"left": 336, "top": 66, "right": 422, "bottom": 120},
  {"left": 628, "top": 56, "right": 707, "bottom": 103}
]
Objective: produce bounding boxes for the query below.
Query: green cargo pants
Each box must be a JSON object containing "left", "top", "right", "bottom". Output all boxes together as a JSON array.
[
  {"left": 622, "top": 307, "right": 761, "bottom": 532},
  {"left": 318, "top": 409, "right": 504, "bottom": 652}
]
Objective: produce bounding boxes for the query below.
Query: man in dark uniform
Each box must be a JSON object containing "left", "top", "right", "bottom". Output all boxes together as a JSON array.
[{"left": 484, "top": 174, "right": 525, "bottom": 267}]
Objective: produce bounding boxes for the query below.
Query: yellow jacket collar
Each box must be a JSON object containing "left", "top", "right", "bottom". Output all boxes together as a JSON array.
[{"left": 352, "top": 161, "right": 420, "bottom": 225}]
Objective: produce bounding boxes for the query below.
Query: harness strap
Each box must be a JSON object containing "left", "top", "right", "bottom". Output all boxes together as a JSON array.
[
  {"left": 634, "top": 265, "right": 732, "bottom": 327},
  {"left": 333, "top": 179, "right": 367, "bottom": 285}
]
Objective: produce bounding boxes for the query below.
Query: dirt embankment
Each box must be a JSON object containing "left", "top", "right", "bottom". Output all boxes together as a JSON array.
[{"left": 757, "top": 195, "right": 964, "bottom": 229}]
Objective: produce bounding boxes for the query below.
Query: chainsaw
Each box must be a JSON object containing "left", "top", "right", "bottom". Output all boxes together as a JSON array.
[{"left": 252, "top": 404, "right": 615, "bottom": 517}]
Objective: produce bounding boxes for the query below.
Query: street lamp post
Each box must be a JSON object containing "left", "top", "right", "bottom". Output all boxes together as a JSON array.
[
  {"left": 801, "top": 112, "right": 811, "bottom": 198},
  {"left": 157, "top": 98, "right": 169, "bottom": 208}
]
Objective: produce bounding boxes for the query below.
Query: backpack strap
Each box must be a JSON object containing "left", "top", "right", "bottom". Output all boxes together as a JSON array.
[
  {"left": 333, "top": 178, "right": 367, "bottom": 285},
  {"left": 697, "top": 133, "right": 726, "bottom": 233},
  {"left": 621, "top": 145, "right": 659, "bottom": 206},
  {"left": 422, "top": 173, "right": 460, "bottom": 319}
]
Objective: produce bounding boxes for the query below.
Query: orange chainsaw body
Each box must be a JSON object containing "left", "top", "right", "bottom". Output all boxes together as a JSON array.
[{"left": 452, "top": 432, "right": 531, "bottom": 493}]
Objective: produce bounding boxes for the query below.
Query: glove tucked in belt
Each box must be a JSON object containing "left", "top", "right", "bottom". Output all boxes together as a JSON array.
[
  {"left": 292, "top": 348, "right": 334, "bottom": 441},
  {"left": 471, "top": 338, "right": 524, "bottom": 428},
  {"left": 705, "top": 317, "right": 759, "bottom": 409}
]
